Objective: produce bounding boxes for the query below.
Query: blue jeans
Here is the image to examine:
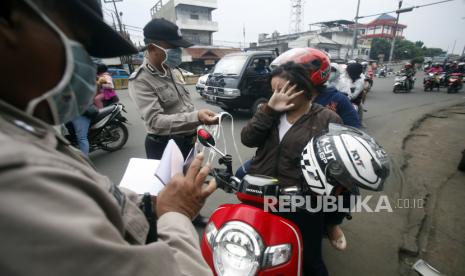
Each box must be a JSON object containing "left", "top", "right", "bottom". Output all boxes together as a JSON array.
[{"left": 72, "top": 116, "right": 91, "bottom": 156}]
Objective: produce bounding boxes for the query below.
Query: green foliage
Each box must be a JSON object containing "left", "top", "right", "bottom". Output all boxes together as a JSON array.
[
  {"left": 411, "top": 56, "right": 425, "bottom": 65},
  {"left": 369, "top": 38, "right": 391, "bottom": 60},
  {"left": 369, "top": 38, "right": 445, "bottom": 62},
  {"left": 423, "top": 48, "right": 445, "bottom": 57}
]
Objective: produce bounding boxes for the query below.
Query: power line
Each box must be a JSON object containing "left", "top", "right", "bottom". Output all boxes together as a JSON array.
[{"left": 357, "top": 0, "right": 455, "bottom": 19}]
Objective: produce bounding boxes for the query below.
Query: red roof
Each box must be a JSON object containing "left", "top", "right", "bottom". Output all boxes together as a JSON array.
[
  {"left": 185, "top": 48, "right": 241, "bottom": 60},
  {"left": 355, "top": 13, "right": 407, "bottom": 29}
]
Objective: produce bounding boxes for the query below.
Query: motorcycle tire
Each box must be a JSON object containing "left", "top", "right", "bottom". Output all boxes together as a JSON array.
[
  {"left": 393, "top": 87, "right": 399, "bottom": 93},
  {"left": 447, "top": 87, "right": 452, "bottom": 94},
  {"left": 99, "top": 121, "right": 129, "bottom": 152}
]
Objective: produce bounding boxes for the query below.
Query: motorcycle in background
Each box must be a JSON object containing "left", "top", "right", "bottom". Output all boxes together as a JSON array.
[
  {"left": 423, "top": 73, "right": 440, "bottom": 92},
  {"left": 446, "top": 73, "right": 463, "bottom": 94},
  {"left": 65, "top": 103, "right": 129, "bottom": 152},
  {"left": 393, "top": 73, "right": 414, "bottom": 93},
  {"left": 378, "top": 68, "right": 387, "bottom": 78}
]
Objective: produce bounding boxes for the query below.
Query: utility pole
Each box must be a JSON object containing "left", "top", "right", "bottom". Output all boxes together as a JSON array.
[
  {"left": 104, "top": 0, "right": 123, "bottom": 33},
  {"left": 103, "top": 0, "right": 135, "bottom": 73},
  {"left": 451, "top": 39, "right": 457, "bottom": 55},
  {"left": 243, "top": 24, "right": 246, "bottom": 50},
  {"left": 388, "top": 1, "right": 403, "bottom": 64},
  {"left": 351, "top": 0, "right": 361, "bottom": 59}
]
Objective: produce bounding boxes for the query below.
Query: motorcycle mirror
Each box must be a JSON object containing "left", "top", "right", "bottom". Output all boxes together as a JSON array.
[
  {"left": 197, "top": 128, "right": 216, "bottom": 147},
  {"left": 197, "top": 128, "right": 227, "bottom": 157}
]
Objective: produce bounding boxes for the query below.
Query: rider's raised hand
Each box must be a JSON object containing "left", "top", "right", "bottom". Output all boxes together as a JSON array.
[
  {"left": 156, "top": 153, "right": 217, "bottom": 219},
  {"left": 267, "top": 81, "right": 304, "bottom": 112}
]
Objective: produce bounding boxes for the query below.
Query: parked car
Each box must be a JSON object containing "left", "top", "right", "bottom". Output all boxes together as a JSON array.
[
  {"left": 202, "top": 51, "right": 276, "bottom": 114},
  {"left": 108, "top": 68, "right": 130, "bottom": 78},
  {"left": 196, "top": 73, "right": 210, "bottom": 95}
]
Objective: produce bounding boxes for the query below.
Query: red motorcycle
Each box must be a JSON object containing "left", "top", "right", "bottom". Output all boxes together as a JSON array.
[
  {"left": 198, "top": 123, "right": 390, "bottom": 276},
  {"left": 198, "top": 128, "right": 303, "bottom": 276},
  {"left": 447, "top": 73, "right": 463, "bottom": 93}
]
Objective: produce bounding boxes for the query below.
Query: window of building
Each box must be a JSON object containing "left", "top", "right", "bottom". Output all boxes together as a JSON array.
[
  {"left": 190, "top": 14, "right": 199, "bottom": 20},
  {"left": 384, "top": 26, "right": 391, "bottom": 34}
]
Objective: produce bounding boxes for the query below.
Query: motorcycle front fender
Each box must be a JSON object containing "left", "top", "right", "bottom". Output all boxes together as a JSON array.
[{"left": 201, "top": 203, "right": 303, "bottom": 276}]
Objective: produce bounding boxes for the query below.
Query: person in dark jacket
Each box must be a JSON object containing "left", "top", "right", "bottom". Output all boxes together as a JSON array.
[
  {"left": 314, "top": 86, "right": 361, "bottom": 128},
  {"left": 241, "top": 61, "right": 343, "bottom": 276}
]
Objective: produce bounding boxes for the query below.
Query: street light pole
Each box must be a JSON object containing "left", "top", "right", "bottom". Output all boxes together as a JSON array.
[
  {"left": 351, "top": 0, "right": 361, "bottom": 59},
  {"left": 388, "top": 0, "right": 402, "bottom": 64}
]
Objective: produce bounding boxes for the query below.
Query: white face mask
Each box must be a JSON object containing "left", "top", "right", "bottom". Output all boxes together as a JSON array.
[
  {"left": 24, "top": 0, "right": 97, "bottom": 125},
  {"left": 146, "top": 43, "right": 182, "bottom": 77}
]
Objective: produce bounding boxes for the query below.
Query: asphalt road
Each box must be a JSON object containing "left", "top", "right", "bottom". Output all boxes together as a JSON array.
[{"left": 91, "top": 73, "right": 464, "bottom": 276}]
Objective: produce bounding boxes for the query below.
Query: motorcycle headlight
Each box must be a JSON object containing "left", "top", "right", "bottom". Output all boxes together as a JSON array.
[
  {"left": 205, "top": 221, "right": 218, "bottom": 247},
  {"left": 262, "top": 243, "right": 292, "bottom": 268},
  {"left": 212, "top": 221, "right": 264, "bottom": 276}
]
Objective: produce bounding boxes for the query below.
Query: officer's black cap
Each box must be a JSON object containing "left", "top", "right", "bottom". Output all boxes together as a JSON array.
[
  {"left": 46, "top": 0, "right": 138, "bottom": 58},
  {"left": 143, "top": 18, "right": 193, "bottom": 48}
]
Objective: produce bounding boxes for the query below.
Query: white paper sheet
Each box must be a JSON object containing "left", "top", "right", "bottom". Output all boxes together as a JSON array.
[
  {"left": 155, "top": 139, "right": 184, "bottom": 185},
  {"left": 119, "top": 158, "right": 164, "bottom": 195}
]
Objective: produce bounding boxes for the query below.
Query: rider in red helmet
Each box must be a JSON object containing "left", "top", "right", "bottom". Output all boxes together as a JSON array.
[
  {"left": 272, "top": 48, "right": 361, "bottom": 128},
  {"left": 241, "top": 60, "right": 344, "bottom": 276}
]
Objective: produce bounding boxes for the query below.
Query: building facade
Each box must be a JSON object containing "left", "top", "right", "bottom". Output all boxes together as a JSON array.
[
  {"left": 250, "top": 20, "right": 371, "bottom": 61},
  {"left": 150, "top": 0, "right": 218, "bottom": 45},
  {"left": 358, "top": 13, "right": 406, "bottom": 40}
]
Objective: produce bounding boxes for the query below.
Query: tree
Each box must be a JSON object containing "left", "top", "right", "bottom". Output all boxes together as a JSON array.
[
  {"left": 414, "top": 41, "right": 424, "bottom": 48},
  {"left": 370, "top": 38, "right": 445, "bottom": 62},
  {"left": 423, "top": 47, "right": 445, "bottom": 57},
  {"left": 370, "top": 38, "right": 391, "bottom": 60},
  {"left": 394, "top": 39, "right": 422, "bottom": 60}
]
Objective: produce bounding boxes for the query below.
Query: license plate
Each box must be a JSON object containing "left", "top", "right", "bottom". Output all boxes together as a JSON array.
[{"left": 207, "top": 95, "right": 216, "bottom": 102}]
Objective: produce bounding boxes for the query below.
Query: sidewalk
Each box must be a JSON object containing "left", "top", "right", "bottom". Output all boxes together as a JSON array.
[{"left": 399, "top": 103, "right": 465, "bottom": 275}]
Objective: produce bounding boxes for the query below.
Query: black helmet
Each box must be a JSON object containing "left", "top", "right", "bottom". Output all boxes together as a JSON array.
[{"left": 346, "top": 63, "right": 363, "bottom": 81}]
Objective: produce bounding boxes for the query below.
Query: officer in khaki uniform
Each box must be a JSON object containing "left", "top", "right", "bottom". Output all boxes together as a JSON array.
[
  {"left": 129, "top": 18, "right": 218, "bottom": 160},
  {"left": 0, "top": 0, "right": 215, "bottom": 275}
]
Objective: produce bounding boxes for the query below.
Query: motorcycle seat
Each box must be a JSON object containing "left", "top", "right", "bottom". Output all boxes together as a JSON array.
[{"left": 92, "top": 105, "right": 115, "bottom": 123}]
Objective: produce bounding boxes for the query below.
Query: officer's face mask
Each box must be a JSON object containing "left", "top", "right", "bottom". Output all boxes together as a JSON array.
[
  {"left": 24, "top": 0, "right": 97, "bottom": 126},
  {"left": 148, "top": 43, "right": 182, "bottom": 75}
]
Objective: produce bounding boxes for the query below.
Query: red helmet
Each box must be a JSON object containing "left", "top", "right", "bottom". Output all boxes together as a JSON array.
[
  {"left": 404, "top": 63, "right": 412, "bottom": 69},
  {"left": 271, "top": 48, "right": 331, "bottom": 86}
]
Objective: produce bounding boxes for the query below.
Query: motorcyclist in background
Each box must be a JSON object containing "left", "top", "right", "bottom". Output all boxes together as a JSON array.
[
  {"left": 346, "top": 63, "right": 364, "bottom": 103},
  {"left": 403, "top": 63, "right": 415, "bottom": 90},
  {"left": 458, "top": 62, "right": 465, "bottom": 74},
  {"left": 426, "top": 63, "right": 443, "bottom": 74},
  {"left": 426, "top": 63, "right": 443, "bottom": 85},
  {"left": 327, "top": 62, "right": 351, "bottom": 95}
]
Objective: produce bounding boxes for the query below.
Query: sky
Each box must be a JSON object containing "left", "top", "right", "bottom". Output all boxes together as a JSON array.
[{"left": 104, "top": 0, "right": 465, "bottom": 54}]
